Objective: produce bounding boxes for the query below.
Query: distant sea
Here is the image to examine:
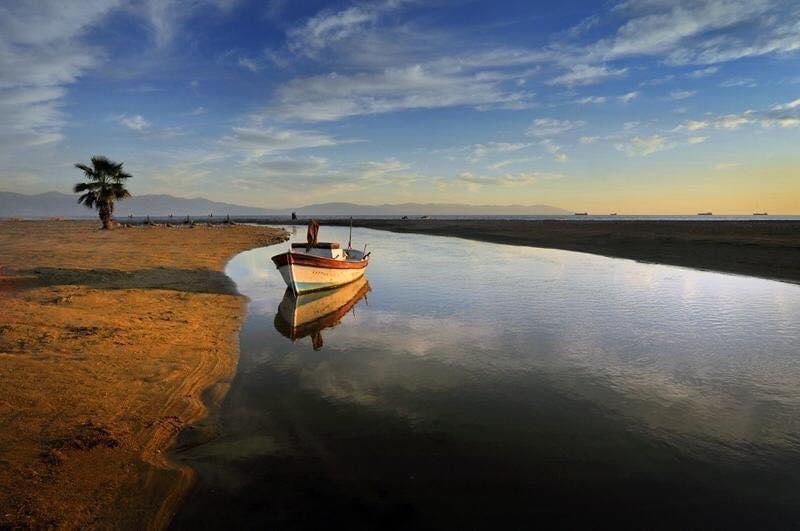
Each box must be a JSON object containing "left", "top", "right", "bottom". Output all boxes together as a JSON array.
[
  {"left": 269, "top": 214, "right": 800, "bottom": 221},
  {"left": 7, "top": 214, "right": 800, "bottom": 221}
]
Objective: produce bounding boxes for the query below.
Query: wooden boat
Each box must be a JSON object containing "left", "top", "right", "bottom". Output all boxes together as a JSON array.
[
  {"left": 697, "top": 212, "right": 713, "bottom": 216},
  {"left": 274, "top": 276, "right": 370, "bottom": 349},
  {"left": 753, "top": 212, "right": 768, "bottom": 216},
  {"left": 574, "top": 212, "right": 588, "bottom": 216},
  {"left": 271, "top": 220, "right": 370, "bottom": 294}
]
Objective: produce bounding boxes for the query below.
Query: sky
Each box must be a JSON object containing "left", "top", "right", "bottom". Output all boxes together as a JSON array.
[{"left": 1, "top": 0, "right": 799, "bottom": 213}]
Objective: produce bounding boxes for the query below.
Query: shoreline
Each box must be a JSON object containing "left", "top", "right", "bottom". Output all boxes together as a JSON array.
[
  {"left": 0, "top": 220, "right": 287, "bottom": 529},
  {"left": 230, "top": 218, "right": 800, "bottom": 284}
]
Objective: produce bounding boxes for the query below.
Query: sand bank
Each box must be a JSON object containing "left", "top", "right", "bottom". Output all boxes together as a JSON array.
[
  {"left": 258, "top": 218, "right": 800, "bottom": 284},
  {"left": 0, "top": 220, "right": 287, "bottom": 529}
]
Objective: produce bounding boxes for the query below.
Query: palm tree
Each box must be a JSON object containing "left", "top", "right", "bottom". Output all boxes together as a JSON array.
[{"left": 73, "top": 156, "right": 132, "bottom": 229}]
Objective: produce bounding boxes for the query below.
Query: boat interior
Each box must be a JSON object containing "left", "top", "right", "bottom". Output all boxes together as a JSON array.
[{"left": 290, "top": 242, "right": 366, "bottom": 261}]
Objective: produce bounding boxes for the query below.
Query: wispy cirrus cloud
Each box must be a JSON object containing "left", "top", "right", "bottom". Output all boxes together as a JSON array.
[
  {"left": 468, "top": 142, "right": 531, "bottom": 163},
  {"left": 220, "top": 125, "right": 354, "bottom": 161},
  {"left": 669, "top": 89, "right": 697, "bottom": 100},
  {"left": 456, "top": 170, "right": 563, "bottom": 190},
  {"left": 0, "top": 0, "right": 119, "bottom": 153},
  {"left": 541, "top": 139, "right": 568, "bottom": 162},
  {"left": 267, "top": 64, "right": 532, "bottom": 122},
  {"left": 615, "top": 134, "right": 672, "bottom": 157},
  {"left": 285, "top": 1, "right": 405, "bottom": 57},
  {"left": 575, "top": 0, "right": 797, "bottom": 66},
  {"left": 687, "top": 66, "right": 719, "bottom": 78},
  {"left": 527, "top": 118, "right": 586, "bottom": 137},
  {"left": 548, "top": 64, "right": 627, "bottom": 86}
]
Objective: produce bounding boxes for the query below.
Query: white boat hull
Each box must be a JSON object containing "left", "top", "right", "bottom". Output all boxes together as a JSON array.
[
  {"left": 271, "top": 246, "right": 369, "bottom": 294},
  {"left": 276, "top": 262, "right": 366, "bottom": 293}
]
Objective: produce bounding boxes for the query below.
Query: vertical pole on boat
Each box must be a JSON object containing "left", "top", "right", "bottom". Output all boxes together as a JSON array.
[{"left": 348, "top": 216, "right": 353, "bottom": 249}]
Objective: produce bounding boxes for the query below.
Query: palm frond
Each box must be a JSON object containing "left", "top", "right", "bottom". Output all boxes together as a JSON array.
[
  {"left": 91, "top": 156, "right": 115, "bottom": 176},
  {"left": 74, "top": 182, "right": 102, "bottom": 193},
  {"left": 77, "top": 191, "right": 97, "bottom": 209},
  {"left": 74, "top": 163, "right": 95, "bottom": 178}
]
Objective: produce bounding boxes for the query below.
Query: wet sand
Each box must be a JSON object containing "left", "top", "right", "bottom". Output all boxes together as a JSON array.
[
  {"left": 257, "top": 219, "right": 800, "bottom": 284},
  {"left": 0, "top": 220, "right": 287, "bottom": 529}
]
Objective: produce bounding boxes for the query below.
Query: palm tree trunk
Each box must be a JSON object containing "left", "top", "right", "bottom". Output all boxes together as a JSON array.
[{"left": 99, "top": 202, "right": 113, "bottom": 230}]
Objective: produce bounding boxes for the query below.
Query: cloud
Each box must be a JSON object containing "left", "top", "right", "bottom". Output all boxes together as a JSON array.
[
  {"left": 686, "top": 66, "right": 719, "bottom": 78},
  {"left": 139, "top": 0, "right": 238, "bottom": 47},
  {"left": 683, "top": 119, "right": 710, "bottom": 131},
  {"left": 0, "top": 0, "right": 119, "bottom": 153},
  {"left": 669, "top": 90, "right": 697, "bottom": 100},
  {"left": 548, "top": 64, "right": 627, "bottom": 86},
  {"left": 486, "top": 158, "right": 537, "bottom": 170},
  {"left": 687, "top": 136, "right": 708, "bottom": 144},
  {"left": 677, "top": 104, "right": 800, "bottom": 134},
  {"left": 526, "top": 118, "right": 586, "bottom": 137},
  {"left": 577, "top": 95, "right": 607, "bottom": 104},
  {"left": 714, "top": 162, "right": 742, "bottom": 170},
  {"left": 618, "top": 91, "right": 639, "bottom": 103},
  {"left": 713, "top": 99, "right": 800, "bottom": 129},
  {"left": 541, "top": 139, "right": 568, "bottom": 162},
  {"left": 231, "top": 155, "right": 421, "bottom": 196},
  {"left": 256, "top": 156, "right": 329, "bottom": 176},
  {"left": 540, "top": 0, "right": 800, "bottom": 100},
  {"left": 468, "top": 142, "right": 530, "bottom": 162},
  {"left": 118, "top": 114, "right": 151, "bottom": 131},
  {"left": 772, "top": 98, "right": 800, "bottom": 110},
  {"left": 719, "top": 77, "right": 757, "bottom": 88},
  {"left": 268, "top": 64, "right": 532, "bottom": 122},
  {"left": 582, "top": 0, "right": 795, "bottom": 66},
  {"left": 640, "top": 74, "right": 675, "bottom": 86},
  {"left": 356, "top": 158, "right": 413, "bottom": 182},
  {"left": 286, "top": 2, "right": 400, "bottom": 57},
  {"left": 761, "top": 116, "right": 800, "bottom": 128},
  {"left": 715, "top": 112, "right": 754, "bottom": 129},
  {"left": 456, "top": 170, "right": 562, "bottom": 190},
  {"left": 580, "top": 136, "right": 600, "bottom": 144},
  {"left": 237, "top": 56, "right": 262, "bottom": 72},
  {"left": 220, "top": 125, "right": 351, "bottom": 160},
  {"left": 615, "top": 134, "right": 671, "bottom": 157}
]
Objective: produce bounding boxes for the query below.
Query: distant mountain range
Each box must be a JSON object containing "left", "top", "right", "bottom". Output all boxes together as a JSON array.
[{"left": 0, "top": 191, "right": 571, "bottom": 218}]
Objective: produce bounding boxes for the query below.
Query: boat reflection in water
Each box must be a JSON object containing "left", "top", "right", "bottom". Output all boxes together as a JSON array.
[{"left": 273, "top": 276, "right": 370, "bottom": 350}]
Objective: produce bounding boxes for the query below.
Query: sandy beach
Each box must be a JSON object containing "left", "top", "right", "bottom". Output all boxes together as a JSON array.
[
  {"left": 255, "top": 218, "right": 800, "bottom": 284},
  {"left": 0, "top": 220, "right": 287, "bottom": 529}
]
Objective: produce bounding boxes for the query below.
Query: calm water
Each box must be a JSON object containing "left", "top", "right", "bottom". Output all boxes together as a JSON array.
[{"left": 172, "top": 226, "right": 800, "bottom": 529}]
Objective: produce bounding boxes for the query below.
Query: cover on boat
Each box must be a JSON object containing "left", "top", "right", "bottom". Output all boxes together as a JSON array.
[{"left": 307, "top": 219, "right": 320, "bottom": 246}]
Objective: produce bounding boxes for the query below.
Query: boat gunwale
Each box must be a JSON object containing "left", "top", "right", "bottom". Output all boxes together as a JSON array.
[{"left": 271, "top": 250, "right": 369, "bottom": 270}]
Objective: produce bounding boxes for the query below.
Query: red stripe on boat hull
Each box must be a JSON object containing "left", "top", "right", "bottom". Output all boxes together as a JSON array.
[{"left": 271, "top": 251, "right": 369, "bottom": 270}]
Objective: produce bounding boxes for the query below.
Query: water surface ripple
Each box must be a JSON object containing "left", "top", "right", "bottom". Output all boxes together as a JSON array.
[{"left": 172, "top": 226, "right": 800, "bottom": 529}]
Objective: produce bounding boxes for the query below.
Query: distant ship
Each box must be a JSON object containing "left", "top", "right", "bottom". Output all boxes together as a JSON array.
[
  {"left": 609, "top": 213, "right": 617, "bottom": 216},
  {"left": 753, "top": 212, "right": 768, "bottom": 216},
  {"left": 697, "top": 212, "right": 713, "bottom": 216},
  {"left": 574, "top": 212, "right": 588, "bottom": 216}
]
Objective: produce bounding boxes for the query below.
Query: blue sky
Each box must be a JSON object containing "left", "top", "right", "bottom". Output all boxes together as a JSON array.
[{"left": 1, "top": 0, "right": 799, "bottom": 212}]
